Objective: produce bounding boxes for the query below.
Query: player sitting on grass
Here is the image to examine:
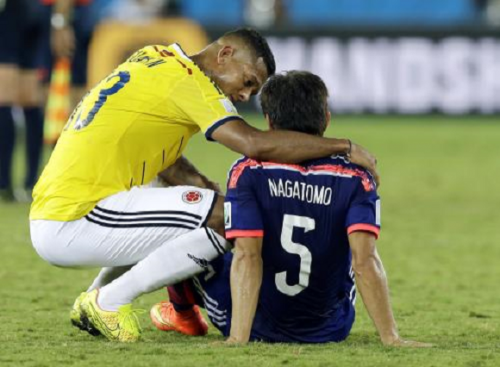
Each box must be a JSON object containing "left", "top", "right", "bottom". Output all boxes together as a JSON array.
[
  {"left": 30, "top": 28, "right": 379, "bottom": 343},
  {"left": 151, "top": 71, "right": 430, "bottom": 347}
]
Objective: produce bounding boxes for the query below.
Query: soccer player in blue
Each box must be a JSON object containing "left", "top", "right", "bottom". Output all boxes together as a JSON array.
[{"left": 151, "top": 71, "right": 429, "bottom": 347}]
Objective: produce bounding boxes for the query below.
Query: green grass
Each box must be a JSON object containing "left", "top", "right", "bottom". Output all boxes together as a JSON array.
[{"left": 1, "top": 115, "right": 499, "bottom": 366}]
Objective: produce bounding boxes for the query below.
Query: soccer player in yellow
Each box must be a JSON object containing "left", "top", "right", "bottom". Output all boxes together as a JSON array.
[{"left": 29, "top": 28, "right": 378, "bottom": 342}]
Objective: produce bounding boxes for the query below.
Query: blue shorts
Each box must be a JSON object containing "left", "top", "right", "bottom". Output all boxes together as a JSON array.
[
  {"left": 193, "top": 253, "right": 355, "bottom": 343},
  {"left": 0, "top": 0, "right": 92, "bottom": 85},
  {"left": 192, "top": 254, "right": 232, "bottom": 336},
  {"left": 0, "top": 0, "right": 45, "bottom": 69}
]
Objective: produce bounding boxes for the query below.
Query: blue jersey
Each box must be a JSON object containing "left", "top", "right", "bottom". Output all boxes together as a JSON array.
[{"left": 196, "top": 155, "right": 380, "bottom": 343}]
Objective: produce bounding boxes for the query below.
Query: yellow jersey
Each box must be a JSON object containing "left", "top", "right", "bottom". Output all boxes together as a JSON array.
[{"left": 30, "top": 44, "right": 242, "bottom": 221}]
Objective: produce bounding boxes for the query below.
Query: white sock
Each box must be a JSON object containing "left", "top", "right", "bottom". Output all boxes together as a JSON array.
[
  {"left": 98, "top": 228, "right": 229, "bottom": 311},
  {"left": 86, "top": 266, "right": 134, "bottom": 292}
]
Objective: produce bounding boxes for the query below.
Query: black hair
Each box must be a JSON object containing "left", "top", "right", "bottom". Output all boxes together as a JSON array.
[
  {"left": 260, "top": 71, "right": 329, "bottom": 136},
  {"left": 222, "top": 28, "right": 276, "bottom": 76}
]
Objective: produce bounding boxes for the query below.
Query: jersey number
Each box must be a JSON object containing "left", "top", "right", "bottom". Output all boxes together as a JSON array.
[
  {"left": 74, "top": 71, "right": 131, "bottom": 130},
  {"left": 275, "top": 214, "right": 315, "bottom": 296}
]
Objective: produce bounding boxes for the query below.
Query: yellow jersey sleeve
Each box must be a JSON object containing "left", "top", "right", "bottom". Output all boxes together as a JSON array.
[{"left": 169, "top": 71, "right": 243, "bottom": 141}]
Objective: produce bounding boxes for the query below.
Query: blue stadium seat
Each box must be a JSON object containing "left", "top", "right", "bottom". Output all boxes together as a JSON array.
[
  {"left": 180, "top": 0, "right": 244, "bottom": 26},
  {"left": 287, "top": 0, "right": 476, "bottom": 26},
  {"left": 177, "top": 0, "right": 476, "bottom": 27}
]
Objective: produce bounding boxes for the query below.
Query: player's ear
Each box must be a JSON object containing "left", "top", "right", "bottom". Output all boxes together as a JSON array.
[
  {"left": 326, "top": 110, "right": 331, "bottom": 129},
  {"left": 217, "top": 46, "right": 235, "bottom": 65}
]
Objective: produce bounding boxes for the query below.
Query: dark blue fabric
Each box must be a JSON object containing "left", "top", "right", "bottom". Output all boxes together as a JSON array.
[
  {"left": 23, "top": 107, "right": 44, "bottom": 189},
  {"left": 0, "top": 0, "right": 45, "bottom": 68},
  {"left": 195, "top": 155, "right": 381, "bottom": 343},
  {"left": 0, "top": 107, "right": 15, "bottom": 189}
]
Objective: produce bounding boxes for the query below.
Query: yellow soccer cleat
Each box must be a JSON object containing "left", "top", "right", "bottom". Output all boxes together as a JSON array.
[
  {"left": 70, "top": 292, "right": 101, "bottom": 336},
  {"left": 80, "top": 289, "right": 143, "bottom": 342},
  {"left": 70, "top": 292, "right": 86, "bottom": 329}
]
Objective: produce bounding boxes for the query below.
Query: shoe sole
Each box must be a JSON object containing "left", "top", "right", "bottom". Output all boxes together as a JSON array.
[{"left": 71, "top": 313, "right": 101, "bottom": 336}]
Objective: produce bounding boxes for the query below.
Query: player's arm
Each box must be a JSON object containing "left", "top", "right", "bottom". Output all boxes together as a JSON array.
[
  {"left": 158, "top": 156, "right": 220, "bottom": 192},
  {"left": 51, "top": 0, "right": 76, "bottom": 58},
  {"left": 227, "top": 237, "right": 263, "bottom": 344},
  {"left": 211, "top": 119, "right": 380, "bottom": 186},
  {"left": 224, "top": 161, "right": 264, "bottom": 344},
  {"left": 171, "top": 73, "right": 379, "bottom": 185},
  {"left": 348, "top": 232, "right": 431, "bottom": 347}
]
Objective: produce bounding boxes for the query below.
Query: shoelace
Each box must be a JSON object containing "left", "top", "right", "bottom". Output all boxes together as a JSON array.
[{"left": 119, "top": 308, "right": 146, "bottom": 333}]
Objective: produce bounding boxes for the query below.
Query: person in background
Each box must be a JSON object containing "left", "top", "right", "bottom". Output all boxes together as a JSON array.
[
  {"left": 102, "top": 0, "right": 165, "bottom": 24},
  {"left": 244, "top": 0, "right": 287, "bottom": 29},
  {"left": 0, "top": 0, "right": 97, "bottom": 202},
  {"left": 44, "top": 0, "right": 97, "bottom": 107},
  {"left": 0, "top": 0, "right": 45, "bottom": 202}
]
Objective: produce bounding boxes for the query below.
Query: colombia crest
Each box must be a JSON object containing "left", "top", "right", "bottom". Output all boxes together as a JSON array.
[{"left": 182, "top": 190, "right": 203, "bottom": 204}]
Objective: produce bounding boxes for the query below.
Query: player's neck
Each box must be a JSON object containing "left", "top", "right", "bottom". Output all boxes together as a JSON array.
[{"left": 190, "top": 50, "right": 216, "bottom": 79}]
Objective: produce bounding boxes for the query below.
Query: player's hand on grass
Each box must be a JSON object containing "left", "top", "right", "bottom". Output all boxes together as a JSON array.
[
  {"left": 349, "top": 142, "right": 380, "bottom": 187},
  {"left": 383, "top": 337, "right": 433, "bottom": 348},
  {"left": 210, "top": 337, "right": 245, "bottom": 346},
  {"left": 224, "top": 336, "right": 246, "bottom": 345}
]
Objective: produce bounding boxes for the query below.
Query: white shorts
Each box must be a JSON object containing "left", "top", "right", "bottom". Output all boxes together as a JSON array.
[{"left": 30, "top": 186, "right": 216, "bottom": 268}]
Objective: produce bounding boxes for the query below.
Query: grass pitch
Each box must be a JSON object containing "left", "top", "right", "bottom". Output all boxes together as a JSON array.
[{"left": 0, "top": 115, "right": 499, "bottom": 367}]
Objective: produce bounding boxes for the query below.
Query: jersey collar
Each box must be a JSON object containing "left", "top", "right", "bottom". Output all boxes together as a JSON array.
[{"left": 171, "top": 43, "right": 192, "bottom": 62}]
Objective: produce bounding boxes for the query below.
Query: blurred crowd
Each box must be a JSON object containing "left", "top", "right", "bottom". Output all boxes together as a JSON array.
[
  {"left": 94, "top": 0, "right": 500, "bottom": 27},
  {"left": 0, "top": 0, "right": 499, "bottom": 203}
]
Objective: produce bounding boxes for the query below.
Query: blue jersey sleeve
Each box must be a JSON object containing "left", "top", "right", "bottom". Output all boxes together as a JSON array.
[
  {"left": 345, "top": 174, "right": 381, "bottom": 239},
  {"left": 224, "top": 159, "right": 264, "bottom": 240}
]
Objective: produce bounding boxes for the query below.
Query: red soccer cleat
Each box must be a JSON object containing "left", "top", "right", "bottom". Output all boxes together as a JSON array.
[{"left": 150, "top": 301, "right": 208, "bottom": 336}]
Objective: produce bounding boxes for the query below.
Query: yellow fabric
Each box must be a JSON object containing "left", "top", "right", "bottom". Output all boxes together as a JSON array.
[{"left": 31, "top": 44, "right": 241, "bottom": 221}]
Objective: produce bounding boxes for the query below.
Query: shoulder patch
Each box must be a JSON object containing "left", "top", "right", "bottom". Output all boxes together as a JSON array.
[
  {"left": 224, "top": 202, "right": 232, "bottom": 229},
  {"left": 220, "top": 98, "right": 237, "bottom": 113},
  {"left": 182, "top": 190, "right": 203, "bottom": 204}
]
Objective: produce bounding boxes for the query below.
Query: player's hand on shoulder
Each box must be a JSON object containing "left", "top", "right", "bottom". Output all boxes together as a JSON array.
[
  {"left": 349, "top": 142, "right": 380, "bottom": 187},
  {"left": 383, "top": 336, "right": 433, "bottom": 348}
]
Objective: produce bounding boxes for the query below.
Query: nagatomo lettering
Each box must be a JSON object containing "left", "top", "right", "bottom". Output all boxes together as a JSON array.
[{"left": 268, "top": 179, "right": 332, "bottom": 205}]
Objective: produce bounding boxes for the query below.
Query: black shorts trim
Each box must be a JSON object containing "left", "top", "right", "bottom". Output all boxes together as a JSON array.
[
  {"left": 204, "top": 227, "right": 224, "bottom": 255},
  {"left": 85, "top": 215, "right": 197, "bottom": 230},
  {"left": 201, "top": 192, "right": 218, "bottom": 228},
  {"left": 94, "top": 205, "right": 202, "bottom": 220},
  {"left": 88, "top": 210, "right": 200, "bottom": 226}
]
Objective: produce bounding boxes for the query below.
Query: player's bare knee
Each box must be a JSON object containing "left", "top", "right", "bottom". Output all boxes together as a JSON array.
[
  {"left": 206, "top": 194, "right": 225, "bottom": 237},
  {"left": 19, "top": 71, "right": 42, "bottom": 107},
  {"left": 0, "top": 66, "right": 20, "bottom": 104}
]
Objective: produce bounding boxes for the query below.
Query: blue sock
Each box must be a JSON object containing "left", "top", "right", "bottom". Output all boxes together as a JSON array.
[
  {"left": 0, "top": 106, "right": 15, "bottom": 190},
  {"left": 23, "top": 107, "right": 44, "bottom": 189}
]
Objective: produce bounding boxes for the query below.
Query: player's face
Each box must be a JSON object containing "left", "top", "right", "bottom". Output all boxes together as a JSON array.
[{"left": 212, "top": 49, "right": 268, "bottom": 103}]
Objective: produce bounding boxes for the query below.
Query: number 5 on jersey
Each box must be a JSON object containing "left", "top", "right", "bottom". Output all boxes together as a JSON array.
[{"left": 275, "top": 214, "right": 315, "bottom": 296}]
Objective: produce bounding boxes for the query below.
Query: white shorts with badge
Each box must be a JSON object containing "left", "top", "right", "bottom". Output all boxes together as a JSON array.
[{"left": 30, "top": 186, "right": 216, "bottom": 268}]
